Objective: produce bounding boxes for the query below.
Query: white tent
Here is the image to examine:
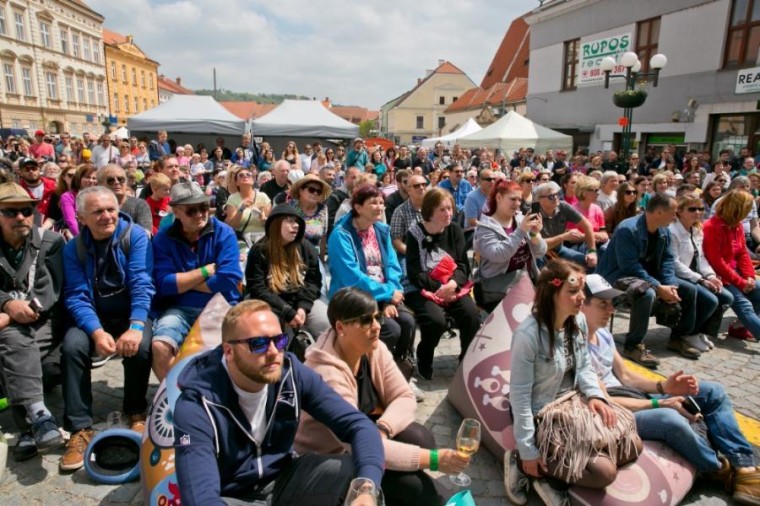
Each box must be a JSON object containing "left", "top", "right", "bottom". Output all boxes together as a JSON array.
[
  {"left": 127, "top": 95, "right": 246, "bottom": 135},
  {"left": 113, "top": 126, "right": 129, "bottom": 140},
  {"left": 457, "top": 111, "right": 573, "bottom": 152},
  {"left": 252, "top": 100, "right": 359, "bottom": 138},
  {"left": 421, "top": 118, "right": 482, "bottom": 148}
]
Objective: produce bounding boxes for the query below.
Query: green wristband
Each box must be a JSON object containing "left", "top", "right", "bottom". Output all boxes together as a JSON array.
[
  {"left": 587, "top": 249, "right": 597, "bottom": 254},
  {"left": 429, "top": 449, "right": 439, "bottom": 472},
  {"left": 200, "top": 265, "right": 210, "bottom": 280},
  {"left": 651, "top": 398, "right": 659, "bottom": 409}
]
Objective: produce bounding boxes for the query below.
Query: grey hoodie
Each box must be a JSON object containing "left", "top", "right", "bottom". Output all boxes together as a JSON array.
[{"left": 473, "top": 214, "right": 546, "bottom": 282}]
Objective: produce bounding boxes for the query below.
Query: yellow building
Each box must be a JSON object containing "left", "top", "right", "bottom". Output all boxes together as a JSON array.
[{"left": 103, "top": 28, "right": 158, "bottom": 127}]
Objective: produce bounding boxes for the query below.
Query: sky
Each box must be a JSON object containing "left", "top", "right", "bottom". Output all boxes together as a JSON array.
[{"left": 88, "top": 0, "right": 539, "bottom": 109}]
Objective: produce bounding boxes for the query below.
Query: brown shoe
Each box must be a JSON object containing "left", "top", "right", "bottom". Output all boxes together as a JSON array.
[
  {"left": 622, "top": 344, "right": 660, "bottom": 368},
  {"left": 59, "top": 428, "right": 94, "bottom": 472},
  {"left": 705, "top": 456, "right": 733, "bottom": 491},
  {"left": 128, "top": 413, "right": 147, "bottom": 434},
  {"left": 734, "top": 469, "right": 760, "bottom": 505},
  {"left": 666, "top": 339, "right": 701, "bottom": 359}
]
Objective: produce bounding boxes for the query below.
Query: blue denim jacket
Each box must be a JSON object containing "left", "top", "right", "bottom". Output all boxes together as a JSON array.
[{"left": 510, "top": 313, "right": 605, "bottom": 461}]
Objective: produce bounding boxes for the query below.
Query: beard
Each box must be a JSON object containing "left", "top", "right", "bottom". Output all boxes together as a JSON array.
[{"left": 233, "top": 349, "right": 282, "bottom": 385}]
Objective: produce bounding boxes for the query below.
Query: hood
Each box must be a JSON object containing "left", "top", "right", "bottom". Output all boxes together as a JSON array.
[
  {"left": 265, "top": 204, "right": 306, "bottom": 243},
  {"left": 177, "top": 346, "right": 230, "bottom": 404},
  {"left": 305, "top": 329, "right": 354, "bottom": 373}
]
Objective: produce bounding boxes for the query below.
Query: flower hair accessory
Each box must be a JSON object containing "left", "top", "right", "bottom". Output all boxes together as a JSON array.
[
  {"left": 550, "top": 278, "right": 563, "bottom": 288},
  {"left": 566, "top": 274, "right": 580, "bottom": 287}
]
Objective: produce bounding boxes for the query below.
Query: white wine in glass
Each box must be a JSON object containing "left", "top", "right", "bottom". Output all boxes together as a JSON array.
[{"left": 450, "top": 418, "right": 481, "bottom": 486}]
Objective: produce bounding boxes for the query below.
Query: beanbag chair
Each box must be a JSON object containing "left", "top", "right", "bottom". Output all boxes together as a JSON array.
[{"left": 446, "top": 272, "right": 696, "bottom": 505}]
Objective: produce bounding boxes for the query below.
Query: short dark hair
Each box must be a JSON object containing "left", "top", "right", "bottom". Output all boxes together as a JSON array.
[
  {"left": 646, "top": 192, "right": 675, "bottom": 213},
  {"left": 350, "top": 184, "right": 383, "bottom": 217},
  {"left": 327, "top": 288, "right": 377, "bottom": 328},
  {"left": 421, "top": 187, "right": 455, "bottom": 221},
  {"left": 395, "top": 169, "right": 411, "bottom": 184}
]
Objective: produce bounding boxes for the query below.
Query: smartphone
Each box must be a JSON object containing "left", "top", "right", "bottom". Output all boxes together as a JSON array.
[
  {"left": 682, "top": 396, "right": 701, "bottom": 416},
  {"left": 530, "top": 202, "right": 541, "bottom": 215},
  {"left": 28, "top": 297, "right": 42, "bottom": 313}
]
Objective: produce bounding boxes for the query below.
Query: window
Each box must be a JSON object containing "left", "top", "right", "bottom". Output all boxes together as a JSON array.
[
  {"left": 3, "top": 63, "right": 16, "bottom": 94},
  {"left": 39, "top": 21, "right": 50, "bottom": 47},
  {"left": 45, "top": 72, "right": 58, "bottom": 100},
  {"left": 131, "top": 67, "right": 136, "bottom": 85},
  {"left": 88, "top": 81, "right": 95, "bottom": 104},
  {"left": 0, "top": 6, "right": 6, "bottom": 36},
  {"left": 149, "top": 74, "right": 154, "bottom": 90},
  {"left": 121, "top": 64, "right": 127, "bottom": 83},
  {"left": 143, "top": 97, "right": 147, "bottom": 110},
  {"left": 562, "top": 38, "right": 580, "bottom": 91},
  {"left": 21, "top": 67, "right": 32, "bottom": 96},
  {"left": 725, "top": 0, "right": 760, "bottom": 67},
  {"left": 92, "top": 40, "right": 99, "bottom": 64},
  {"left": 438, "top": 116, "right": 445, "bottom": 130},
  {"left": 110, "top": 61, "right": 116, "bottom": 79},
  {"left": 72, "top": 32, "right": 79, "bottom": 57},
  {"left": 124, "top": 95, "right": 129, "bottom": 113},
  {"left": 453, "top": 96, "right": 458, "bottom": 103},
  {"left": 416, "top": 116, "right": 424, "bottom": 129},
  {"left": 134, "top": 96, "right": 139, "bottom": 112},
  {"left": 82, "top": 36, "right": 91, "bottom": 60},
  {"left": 65, "top": 76, "right": 73, "bottom": 102},
  {"left": 439, "top": 96, "right": 445, "bottom": 105},
  {"left": 60, "top": 27, "right": 69, "bottom": 54},
  {"left": 635, "top": 17, "right": 660, "bottom": 73},
  {"left": 150, "top": 99, "right": 155, "bottom": 108},
  {"left": 77, "top": 78, "right": 85, "bottom": 103},
  {"left": 113, "top": 93, "right": 119, "bottom": 112},
  {"left": 141, "top": 70, "right": 146, "bottom": 87},
  {"left": 96, "top": 82, "right": 104, "bottom": 105},
  {"left": 14, "top": 12, "right": 24, "bottom": 41}
]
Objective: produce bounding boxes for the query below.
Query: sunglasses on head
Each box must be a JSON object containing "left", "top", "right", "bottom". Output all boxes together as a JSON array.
[
  {"left": 106, "top": 176, "right": 126, "bottom": 185},
  {"left": 228, "top": 333, "right": 289, "bottom": 354},
  {"left": 0, "top": 207, "right": 34, "bottom": 218},
  {"left": 183, "top": 204, "right": 209, "bottom": 217},
  {"left": 343, "top": 312, "right": 385, "bottom": 327},
  {"left": 303, "top": 186, "right": 322, "bottom": 195}
]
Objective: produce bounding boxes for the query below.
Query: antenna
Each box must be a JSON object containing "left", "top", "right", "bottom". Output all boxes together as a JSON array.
[{"left": 213, "top": 68, "right": 217, "bottom": 100}]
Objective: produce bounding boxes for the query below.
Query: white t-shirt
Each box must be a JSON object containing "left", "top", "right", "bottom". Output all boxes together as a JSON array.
[{"left": 222, "top": 356, "right": 269, "bottom": 443}]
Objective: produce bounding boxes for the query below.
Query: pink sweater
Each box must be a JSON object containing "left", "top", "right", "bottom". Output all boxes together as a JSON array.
[{"left": 294, "top": 329, "right": 421, "bottom": 471}]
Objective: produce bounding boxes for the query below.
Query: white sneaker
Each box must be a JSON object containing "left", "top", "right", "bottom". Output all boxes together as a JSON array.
[
  {"left": 504, "top": 450, "right": 529, "bottom": 505},
  {"left": 409, "top": 378, "right": 424, "bottom": 403},
  {"left": 700, "top": 334, "right": 715, "bottom": 350},
  {"left": 684, "top": 334, "right": 709, "bottom": 352},
  {"left": 533, "top": 479, "right": 570, "bottom": 506}
]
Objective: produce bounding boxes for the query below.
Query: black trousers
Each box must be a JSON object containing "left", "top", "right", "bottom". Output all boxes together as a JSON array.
[{"left": 378, "top": 303, "right": 416, "bottom": 360}]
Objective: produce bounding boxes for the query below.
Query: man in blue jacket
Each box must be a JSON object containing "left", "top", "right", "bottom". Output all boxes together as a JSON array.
[
  {"left": 151, "top": 182, "right": 242, "bottom": 381},
  {"left": 597, "top": 193, "right": 700, "bottom": 367},
  {"left": 173, "top": 299, "right": 384, "bottom": 506},
  {"left": 60, "top": 186, "right": 154, "bottom": 472}
]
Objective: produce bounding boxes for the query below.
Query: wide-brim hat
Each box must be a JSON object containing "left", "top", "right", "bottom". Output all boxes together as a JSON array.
[
  {"left": 169, "top": 182, "right": 209, "bottom": 206},
  {"left": 289, "top": 174, "right": 332, "bottom": 201},
  {"left": 0, "top": 182, "right": 37, "bottom": 204}
]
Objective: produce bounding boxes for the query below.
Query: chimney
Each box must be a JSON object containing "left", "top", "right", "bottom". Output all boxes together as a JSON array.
[
  {"left": 127, "top": 35, "right": 133, "bottom": 44},
  {"left": 417, "top": 78, "right": 422, "bottom": 85},
  {"left": 426, "top": 69, "right": 433, "bottom": 77},
  {"left": 438, "top": 59, "right": 445, "bottom": 66},
  {"left": 176, "top": 77, "right": 181, "bottom": 85}
]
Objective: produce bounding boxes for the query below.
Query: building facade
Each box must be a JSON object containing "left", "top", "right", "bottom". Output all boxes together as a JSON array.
[
  {"left": 103, "top": 28, "right": 158, "bottom": 128},
  {"left": 525, "top": 0, "right": 760, "bottom": 157},
  {"left": 0, "top": 0, "right": 108, "bottom": 135},
  {"left": 380, "top": 61, "right": 477, "bottom": 145},
  {"left": 157, "top": 75, "right": 193, "bottom": 104}
]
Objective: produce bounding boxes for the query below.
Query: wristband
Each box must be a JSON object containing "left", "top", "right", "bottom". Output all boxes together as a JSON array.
[
  {"left": 429, "top": 449, "right": 439, "bottom": 472},
  {"left": 200, "top": 265, "right": 210, "bottom": 280},
  {"left": 656, "top": 381, "right": 665, "bottom": 395},
  {"left": 129, "top": 322, "right": 145, "bottom": 332},
  {"left": 529, "top": 231, "right": 538, "bottom": 238},
  {"left": 651, "top": 398, "right": 659, "bottom": 409},
  {"left": 587, "top": 249, "right": 597, "bottom": 254}
]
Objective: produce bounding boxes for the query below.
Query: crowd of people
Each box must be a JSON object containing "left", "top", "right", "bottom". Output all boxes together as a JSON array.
[{"left": 1, "top": 127, "right": 760, "bottom": 505}]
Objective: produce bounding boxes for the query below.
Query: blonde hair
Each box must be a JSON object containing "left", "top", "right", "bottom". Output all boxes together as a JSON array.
[
  {"left": 148, "top": 172, "right": 171, "bottom": 190},
  {"left": 715, "top": 190, "right": 754, "bottom": 226},
  {"left": 222, "top": 300, "right": 272, "bottom": 343},
  {"left": 652, "top": 172, "right": 669, "bottom": 189},
  {"left": 676, "top": 194, "right": 704, "bottom": 229},
  {"left": 265, "top": 215, "right": 305, "bottom": 293},
  {"left": 576, "top": 175, "right": 600, "bottom": 199}
]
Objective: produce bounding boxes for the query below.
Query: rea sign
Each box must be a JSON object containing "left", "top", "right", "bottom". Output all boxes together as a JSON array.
[{"left": 736, "top": 66, "right": 760, "bottom": 94}]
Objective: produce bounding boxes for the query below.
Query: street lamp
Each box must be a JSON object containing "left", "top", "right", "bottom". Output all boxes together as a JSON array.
[{"left": 601, "top": 52, "right": 667, "bottom": 169}]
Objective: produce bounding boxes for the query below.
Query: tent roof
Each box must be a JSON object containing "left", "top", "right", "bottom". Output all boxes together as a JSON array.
[
  {"left": 457, "top": 111, "right": 572, "bottom": 152},
  {"left": 421, "top": 118, "right": 482, "bottom": 148},
  {"left": 127, "top": 95, "right": 246, "bottom": 135},
  {"left": 252, "top": 100, "right": 359, "bottom": 138}
]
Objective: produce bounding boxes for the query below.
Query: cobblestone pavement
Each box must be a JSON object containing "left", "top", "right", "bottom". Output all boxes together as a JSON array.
[{"left": 0, "top": 311, "right": 758, "bottom": 505}]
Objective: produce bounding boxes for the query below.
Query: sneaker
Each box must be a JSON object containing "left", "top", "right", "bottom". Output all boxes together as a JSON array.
[
  {"left": 729, "top": 323, "right": 757, "bottom": 342},
  {"left": 12, "top": 432, "right": 38, "bottom": 461},
  {"left": 30, "top": 413, "right": 65, "bottom": 450},
  {"left": 684, "top": 334, "right": 709, "bottom": 352},
  {"left": 504, "top": 450, "right": 529, "bottom": 505},
  {"left": 409, "top": 378, "right": 424, "bottom": 403},
  {"left": 59, "top": 428, "right": 94, "bottom": 472},
  {"left": 622, "top": 344, "right": 660, "bottom": 368},
  {"left": 533, "top": 478, "right": 570, "bottom": 506},
  {"left": 91, "top": 353, "right": 117, "bottom": 369},
  {"left": 733, "top": 469, "right": 760, "bottom": 506},
  {"left": 128, "top": 413, "right": 147, "bottom": 434},
  {"left": 667, "top": 339, "right": 701, "bottom": 359},
  {"left": 700, "top": 334, "right": 715, "bottom": 350}
]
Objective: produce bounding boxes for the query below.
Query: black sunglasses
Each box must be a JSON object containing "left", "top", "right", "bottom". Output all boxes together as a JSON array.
[
  {"left": 237, "top": 172, "right": 253, "bottom": 179},
  {"left": 183, "top": 204, "right": 210, "bottom": 217},
  {"left": 106, "top": 176, "right": 127, "bottom": 185},
  {"left": 410, "top": 182, "right": 427, "bottom": 189},
  {"left": 228, "top": 333, "right": 289, "bottom": 354},
  {"left": 481, "top": 177, "right": 495, "bottom": 182},
  {"left": 343, "top": 312, "right": 384, "bottom": 327},
  {"left": 624, "top": 190, "right": 638, "bottom": 196},
  {"left": 687, "top": 207, "right": 705, "bottom": 213},
  {"left": 303, "top": 186, "right": 322, "bottom": 195},
  {"left": 0, "top": 207, "right": 34, "bottom": 218}
]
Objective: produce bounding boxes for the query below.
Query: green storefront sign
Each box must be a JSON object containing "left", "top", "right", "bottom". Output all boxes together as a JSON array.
[{"left": 648, "top": 134, "right": 685, "bottom": 144}]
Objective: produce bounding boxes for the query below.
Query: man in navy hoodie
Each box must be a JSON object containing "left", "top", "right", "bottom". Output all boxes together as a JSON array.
[{"left": 173, "top": 299, "right": 384, "bottom": 506}]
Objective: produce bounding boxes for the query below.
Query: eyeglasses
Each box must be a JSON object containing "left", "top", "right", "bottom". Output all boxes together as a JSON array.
[
  {"left": 481, "top": 177, "right": 494, "bottom": 182},
  {"left": 183, "top": 204, "right": 210, "bottom": 217},
  {"left": 165, "top": 164, "right": 180, "bottom": 168},
  {"left": 716, "top": 179, "right": 727, "bottom": 183},
  {"left": 303, "top": 186, "right": 322, "bottom": 195},
  {"left": 64, "top": 172, "right": 75, "bottom": 178},
  {"left": 22, "top": 166, "right": 39, "bottom": 172},
  {"left": 453, "top": 170, "right": 464, "bottom": 174},
  {"left": 686, "top": 207, "right": 705, "bottom": 213},
  {"left": 106, "top": 176, "right": 127, "bottom": 185},
  {"left": 586, "top": 188, "right": 600, "bottom": 194},
  {"left": 520, "top": 178, "right": 534, "bottom": 183},
  {"left": 541, "top": 193, "right": 559, "bottom": 201},
  {"left": 624, "top": 190, "right": 638, "bottom": 196},
  {"left": 343, "top": 312, "right": 385, "bottom": 327},
  {"left": 227, "top": 333, "right": 289, "bottom": 354},
  {"left": 237, "top": 172, "right": 252, "bottom": 179},
  {"left": 410, "top": 182, "right": 427, "bottom": 189},
  {"left": 0, "top": 207, "right": 34, "bottom": 218}
]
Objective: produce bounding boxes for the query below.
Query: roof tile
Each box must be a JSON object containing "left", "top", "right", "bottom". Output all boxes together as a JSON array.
[{"left": 480, "top": 15, "right": 530, "bottom": 89}]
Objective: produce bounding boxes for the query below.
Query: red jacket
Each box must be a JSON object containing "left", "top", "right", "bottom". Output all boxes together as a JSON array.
[
  {"left": 702, "top": 215, "right": 755, "bottom": 291},
  {"left": 20, "top": 177, "right": 57, "bottom": 220}
]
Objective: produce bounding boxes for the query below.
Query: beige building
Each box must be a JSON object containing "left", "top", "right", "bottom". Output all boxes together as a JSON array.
[
  {"left": 380, "top": 61, "right": 477, "bottom": 145},
  {"left": 158, "top": 75, "right": 193, "bottom": 103},
  {"left": 0, "top": 0, "right": 108, "bottom": 135},
  {"left": 103, "top": 28, "right": 159, "bottom": 127}
]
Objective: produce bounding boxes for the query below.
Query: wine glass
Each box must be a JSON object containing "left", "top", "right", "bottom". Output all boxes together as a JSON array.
[
  {"left": 343, "top": 477, "right": 384, "bottom": 506},
  {"left": 450, "top": 418, "right": 481, "bottom": 487}
]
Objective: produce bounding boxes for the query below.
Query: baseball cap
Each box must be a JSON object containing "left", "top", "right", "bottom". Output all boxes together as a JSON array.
[
  {"left": 0, "top": 182, "right": 38, "bottom": 204},
  {"left": 170, "top": 182, "right": 209, "bottom": 206},
  {"left": 19, "top": 157, "right": 39, "bottom": 167},
  {"left": 584, "top": 274, "right": 624, "bottom": 300},
  {"left": 34, "top": 129, "right": 45, "bottom": 137}
]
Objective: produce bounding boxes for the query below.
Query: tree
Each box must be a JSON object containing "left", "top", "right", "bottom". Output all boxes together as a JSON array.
[{"left": 358, "top": 120, "right": 375, "bottom": 138}]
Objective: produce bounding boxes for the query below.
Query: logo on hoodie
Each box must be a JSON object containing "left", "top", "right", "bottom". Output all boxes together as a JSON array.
[
  {"left": 278, "top": 390, "right": 296, "bottom": 408},
  {"left": 179, "top": 433, "right": 191, "bottom": 446}
]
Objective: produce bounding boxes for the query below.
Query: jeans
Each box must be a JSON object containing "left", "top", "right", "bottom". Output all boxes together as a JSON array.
[
  {"left": 693, "top": 283, "right": 733, "bottom": 338},
  {"left": 635, "top": 382, "right": 755, "bottom": 471},
  {"left": 624, "top": 279, "right": 697, "bottom": 350},
  {"left": 61, "top": 322, "right": 152, "bottom": 432},
  {"left": 556, "top": 244, "right": 588, "bottom": 269},
  {"left": 671, "top": 278, "right": 697, "bottom": 340},
  {"left": 152, "top": 306, "right": 204, "bottom": 351},
  {"left": 724, "top": 283, "right": 760, "bottom": 337}
]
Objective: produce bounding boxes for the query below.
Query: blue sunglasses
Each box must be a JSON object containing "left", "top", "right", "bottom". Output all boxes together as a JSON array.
[{"left": 228, "top": 333, "right": 289, "bottom": 354}]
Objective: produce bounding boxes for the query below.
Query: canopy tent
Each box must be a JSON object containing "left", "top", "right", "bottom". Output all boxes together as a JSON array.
[
  {"left": 113, "top": 126, "right": 129, "bottom": 140},
  {"left": 457, "top": 111, "right": 572, "bottom": 153},
  {"left": 127, "top": 95, "right": 246, "bottom": 135},
  {"left": 251, "top": 100, "right": 359, "bottom": 138},
  {"left": 421, "top": 118, "right": 482, "bottom": 148}
]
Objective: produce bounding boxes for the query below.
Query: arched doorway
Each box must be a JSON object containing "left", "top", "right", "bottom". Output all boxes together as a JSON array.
[{"left": 48, "top": 120, "right": 63, "bottom": 134}]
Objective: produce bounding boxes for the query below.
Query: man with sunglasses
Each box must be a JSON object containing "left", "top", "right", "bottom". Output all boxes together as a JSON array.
[
  {"left": 151, "top": 182, "right": 243, "bottom": 381},
  {"left": 0, "top": 183, "right": 66, "bottom": 461},
  {"left": 140, "top": 155, "right": 183, "bottom": 200},
  {"left": 384, "top": 169, "right": 410, "bottom": 223},
  {"left": 464, "top": 169, "right": 494, "bottom": 232},
  {"left": 98, "top": 164, "right": 152, "bottom": 234},
  {"left": 60, "top": 186, "right": 154, "bottom": 471},
  {"left": 18, "top": 157, "right": 56, "bottom": 228},
  {"left": 173, "top": 299, "right": 384, "bottom": 505}
]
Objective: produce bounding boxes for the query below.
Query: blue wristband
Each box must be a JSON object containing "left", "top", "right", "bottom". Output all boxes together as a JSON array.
[{"left": 129, "top": 323, "right": 145, "bottom": 332}]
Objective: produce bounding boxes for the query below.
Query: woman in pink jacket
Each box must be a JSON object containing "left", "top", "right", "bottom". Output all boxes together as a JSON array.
[{"left": 295, "top": 287, "right": 470, "bottom": 506}]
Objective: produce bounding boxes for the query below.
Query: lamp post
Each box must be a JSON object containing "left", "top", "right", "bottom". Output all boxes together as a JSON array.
[{"left": 600, "top": 52, "right": 667, "bottom": 171}]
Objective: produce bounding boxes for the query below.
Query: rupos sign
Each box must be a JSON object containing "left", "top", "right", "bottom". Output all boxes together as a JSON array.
[
  {"left": 736, "top": 66, "right": 760, "bottom": 94},
  {"left": 580, "top": 33, "right": 632, "bottom": 84}
]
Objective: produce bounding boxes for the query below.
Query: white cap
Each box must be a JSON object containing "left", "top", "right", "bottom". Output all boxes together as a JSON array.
[{"left": 584, "top": 274, "right": 624, "bottom": 300}]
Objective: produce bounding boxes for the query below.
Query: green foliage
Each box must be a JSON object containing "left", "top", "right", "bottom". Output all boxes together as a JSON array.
[
  {"left": 358, "top": 120, "right": 375, "bottom": 138},
  {"left": 194, "top": 89, "right": 311, "bottom": 103}
]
